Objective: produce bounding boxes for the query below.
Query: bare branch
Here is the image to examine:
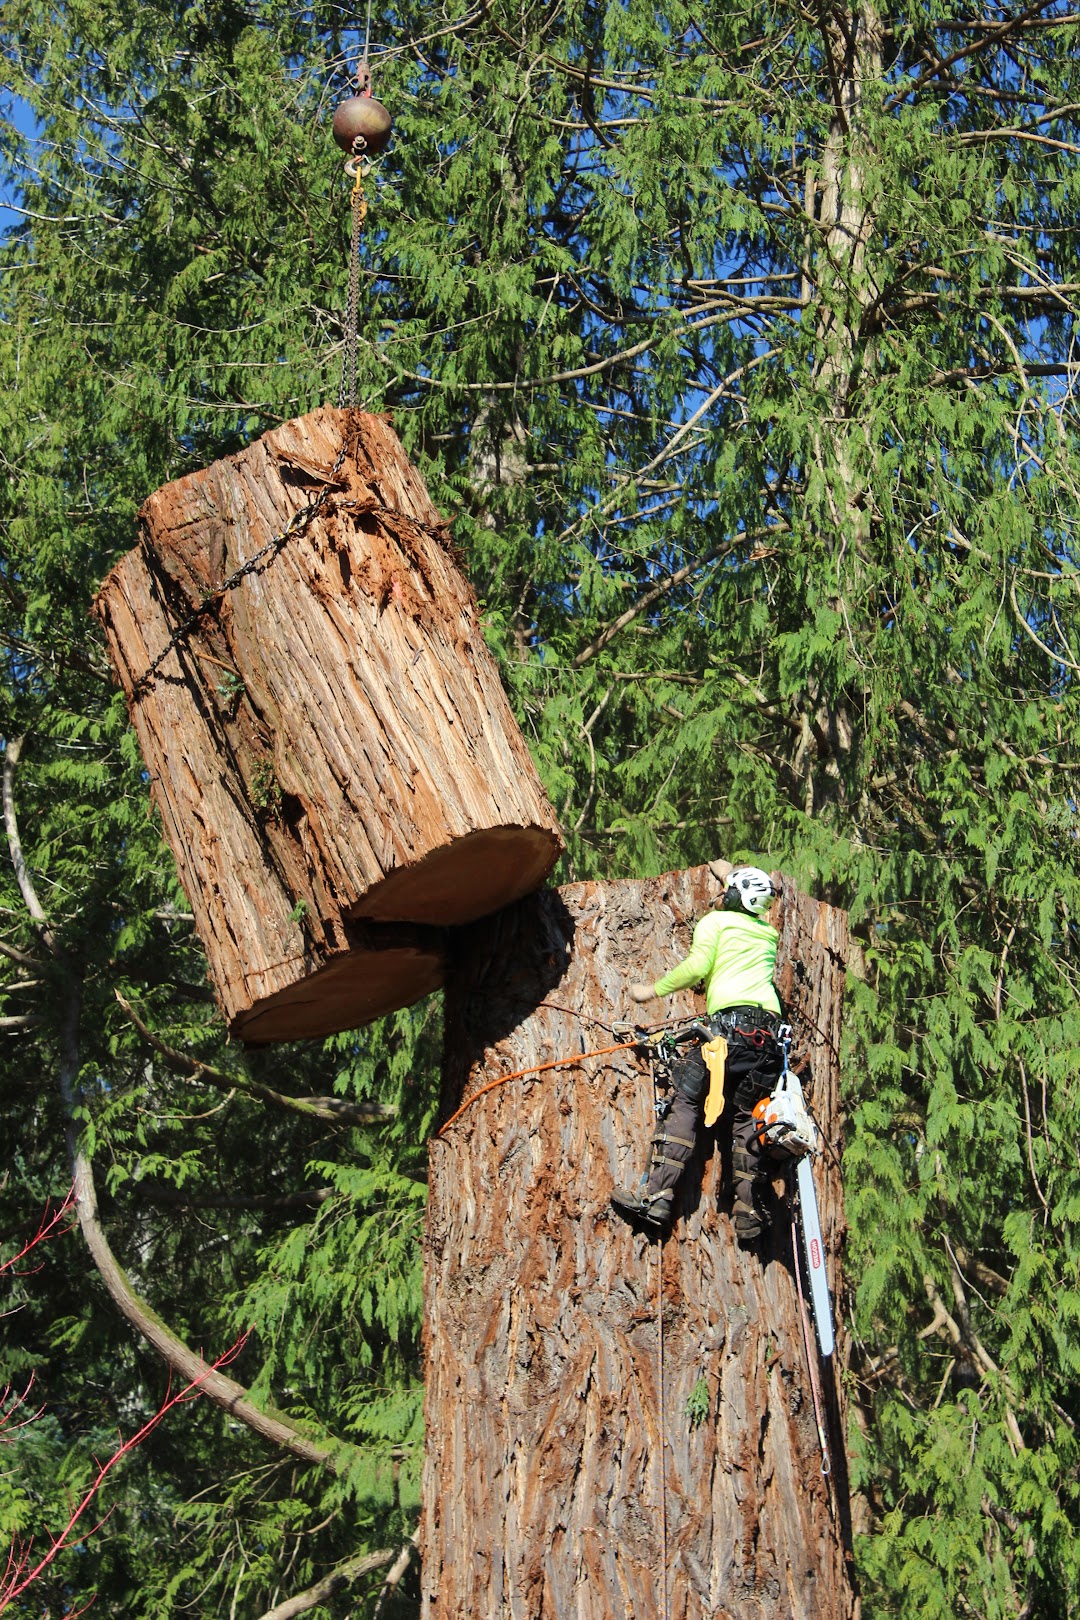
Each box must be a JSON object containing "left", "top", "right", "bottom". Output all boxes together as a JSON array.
[
  {"left": 885, "top": 0, "right": 1067, "bottom": 111},
  {"left": 2, "top": 738, "right": 56, "bottom": 955},
  {"left": 115, "top": 991, "right": 397, "bottom": 1126},
  {"left": 931, "top": 361, "right": 1080, "bottom": 386},
  {"left": 923, "top": 1272, "right": 1026, "bottom": 1453},
  {"left": 951, "top": 1246, "right": 1010, "bottom": 1298},
  {"left": 59, "top": 981, "right": 340, "bottom": 1472},
  {"left": 395, "top": 304, "right": 741, "bottom": 394},
  {"left": 254, "top": 1548, "right": 397, "bottom": 1620},
  {"left": 1010, "top": 578, "right": 1080, "bottom": 673},
  {"left": 1018, "top": 1058, "right": 1051, "bottom": 1217},
  {"left": 371, "top": 1532, "right": 420, "bottom": 1618},
  {"left": 571, "top": 542, "right": 734, "bottom": 667},
  {"left": 134, "top": 1186, "right": 336, "bottom": 1213},
  {"left": 0, "top": 1335, "right": 251, "bottom": 1612},
  {"left": 572, "top": 528, "right": 785, "bottom": 668}
]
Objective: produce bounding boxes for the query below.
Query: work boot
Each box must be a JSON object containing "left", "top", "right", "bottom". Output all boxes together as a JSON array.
[
  {"left": 610, "top": 1187, "right": 671, "bottom": 1231},
  {"left": 732, "top": 1194, "right": 770, "bottom": 1246}
]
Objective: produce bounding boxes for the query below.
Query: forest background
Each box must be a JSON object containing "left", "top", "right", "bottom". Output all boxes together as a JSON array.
[{"left": 2, "top": 0, "right": 1080, "bottom": 1615}]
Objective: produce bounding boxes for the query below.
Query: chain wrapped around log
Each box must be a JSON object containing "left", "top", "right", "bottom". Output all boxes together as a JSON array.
[{"left": 93, "top": 407, "right": 564, "bottom": 1044}]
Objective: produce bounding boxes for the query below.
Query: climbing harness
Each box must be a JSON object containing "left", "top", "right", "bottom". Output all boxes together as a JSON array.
[{"left": 131, "top": 39, "right": 393, "bottom": 702}]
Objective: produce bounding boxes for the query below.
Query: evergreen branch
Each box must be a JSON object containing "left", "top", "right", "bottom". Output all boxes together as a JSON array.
[
  {"left": 571, "top": 530, "right": 782, "bottom": 668},
  {"left": 922, "top": 1272, "right": 1026, "bottom": 1453},
  {"left": 549, "top": 352, "right": 779, "bottom": 562},
  {"left": 114, "top": 992, "right": 397, "bottom": 1125},
  {"left": 884, "top": 0, "right": 1066, "bottom": 111},
  {"left": 1017, "top": 1059, "right": 1051, "bottom": 1217},
  {"left": 253, "top": 1547, "right": 397, "bottom": 1620},
  {"left": 957, "top": 128, "right": 1080, "bottom": 155},
  {"left": 571, "top": 543, "right": 734, "bottom": 668},
  {"left": 0, "top": 939, "right": 41, "bottom": 971},
  {"left": 395, "top": 305, "right": 740, "bottom": 393},
  {"left": 133, "top": 1186, "right": 335, "bottom": 1213},
  {"left": 729, "top": 669, "right": 804, "bottom": 734},
  {"left": 1010, "top": 578, "right": 1080, "bottom": 674},
  {"left": 0, "top": 687, "right": 348, "bottom": 1495}
]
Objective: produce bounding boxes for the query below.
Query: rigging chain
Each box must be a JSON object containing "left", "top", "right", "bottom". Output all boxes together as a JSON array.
[
  {"left": 132, "top": 95, "right": 377, "bottom": 702},
  {"left": 337, "top": 162, "right": 368, "bottom": 412}
]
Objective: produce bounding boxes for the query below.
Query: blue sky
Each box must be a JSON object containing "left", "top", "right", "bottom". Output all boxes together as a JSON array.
[{"left": 1, "top": 94, "right": 40, "bottom": 236}]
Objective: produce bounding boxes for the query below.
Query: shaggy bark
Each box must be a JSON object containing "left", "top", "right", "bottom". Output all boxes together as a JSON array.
[
  {"left": 423, "top": 863, "right": 853, "bottom": 1620},
  {"left": 93, "top": 406, "right": 563, "bottom": 1042}
]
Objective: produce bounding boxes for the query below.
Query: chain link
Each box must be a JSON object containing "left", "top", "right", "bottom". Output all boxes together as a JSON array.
[
  {"left": 337, "top": 163, "right": 367, "bottom": 412},
  {"left": 132, "top": 152, "right": 372, "bottom": 702},
  {"left": 131, "top": 439, "right": 350, "bottom": 699}
]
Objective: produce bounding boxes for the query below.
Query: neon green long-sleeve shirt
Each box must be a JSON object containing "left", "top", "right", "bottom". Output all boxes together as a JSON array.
[{"left": 653, "top": 908, "right": 780, "bottom": 1015}]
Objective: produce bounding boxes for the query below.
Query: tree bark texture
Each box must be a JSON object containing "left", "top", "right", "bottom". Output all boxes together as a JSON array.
[
  {"left": 423, "top": 864, "right": 853, "bottom": 1620},
  {"left": 93, "top": 407, "right": 563, "bottom": 1043}
]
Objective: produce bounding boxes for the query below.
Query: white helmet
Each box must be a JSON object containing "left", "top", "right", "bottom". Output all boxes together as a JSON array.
[{"left": 725, "top": 866, "right": 776, "bottom": 916}]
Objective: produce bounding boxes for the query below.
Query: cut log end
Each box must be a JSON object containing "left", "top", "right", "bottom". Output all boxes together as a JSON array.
[
  {"left": 233, "top": 935, "right": 444, "bottom": 1046},
  {"left": 351, "top": 826, "right": 563, "bottom": 925}
]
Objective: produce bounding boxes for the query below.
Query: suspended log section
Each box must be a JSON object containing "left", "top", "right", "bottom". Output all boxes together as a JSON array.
[
  {"left": 93, "top": 407, "right": 563, "bottom": 1043},
  {"left": 424, "top": 863, "right": 854, "bottom": 1620}
]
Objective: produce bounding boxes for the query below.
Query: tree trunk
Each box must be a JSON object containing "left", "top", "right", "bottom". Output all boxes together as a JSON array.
[
  {"left": 423, "top": 864, "right": 854, "bottom": 1620},
  {"left": 93, "top": 407, "right": 563, "bottom": 1043}
]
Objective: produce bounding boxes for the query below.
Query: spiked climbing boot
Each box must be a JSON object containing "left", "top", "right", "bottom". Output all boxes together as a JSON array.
[
  {"left": 732, "top": 1190, "right": 770, "bottom": 1245},
  {"left": 610, "top": 1186, "right": 673, "bottom": 1231},
  {"left": 612, "top": 1089, "right": 699, "bottom": 1230}
]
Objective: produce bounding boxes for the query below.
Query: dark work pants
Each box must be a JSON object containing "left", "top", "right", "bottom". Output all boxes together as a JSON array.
[{"left": 642, "top": 1037, "right": 778, "bottom": 1214}]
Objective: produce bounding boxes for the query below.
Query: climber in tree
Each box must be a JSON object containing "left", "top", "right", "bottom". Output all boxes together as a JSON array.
[{"left": 610, "top": 866, "right": 785, "bottom": 1243}]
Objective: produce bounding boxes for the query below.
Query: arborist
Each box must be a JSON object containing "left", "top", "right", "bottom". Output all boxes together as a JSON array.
[{"left": 610, "top": 865, "right": 785, "bottom": 1243}]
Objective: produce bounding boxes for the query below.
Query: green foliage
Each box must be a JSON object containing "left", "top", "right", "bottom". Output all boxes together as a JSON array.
[
  {"left": 2, "top": 0, "right": 1080, "bottom": 1614},
  {"left": 685, "top": 1376, "right": 711, "bottom": 1428}
]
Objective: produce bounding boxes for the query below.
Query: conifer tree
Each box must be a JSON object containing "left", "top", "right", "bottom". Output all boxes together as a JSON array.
[{"left": 2, "top": 1, "right": 1080, "bottom": 1615}]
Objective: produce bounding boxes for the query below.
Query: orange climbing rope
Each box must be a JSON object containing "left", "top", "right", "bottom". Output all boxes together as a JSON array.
[{"left": 435, "top": 1041, "right": 636, "bottom": 1137}]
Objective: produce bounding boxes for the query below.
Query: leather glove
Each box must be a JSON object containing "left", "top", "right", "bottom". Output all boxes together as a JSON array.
[{"left": 629, "top": 982, "right": 656, "bottom": 1004}]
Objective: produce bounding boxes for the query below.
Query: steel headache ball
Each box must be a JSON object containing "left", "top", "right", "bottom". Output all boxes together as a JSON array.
[{"left": 332, "top": 94, "right": 393, "bottom": 156}]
